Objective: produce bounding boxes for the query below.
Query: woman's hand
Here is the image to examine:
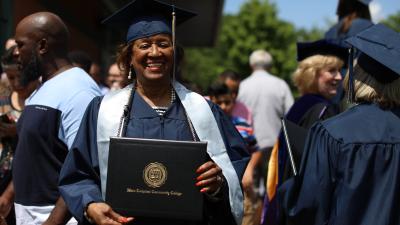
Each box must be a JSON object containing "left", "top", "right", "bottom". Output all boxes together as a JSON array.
[
  {"left": 195, "top": 161, "right": 224, "bottom": 194},
  {"left": 86, "top": 202, "right": 134, "bottom": 225}
]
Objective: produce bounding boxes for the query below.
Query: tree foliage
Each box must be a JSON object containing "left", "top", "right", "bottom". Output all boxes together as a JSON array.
[
  {"left": 381, "top": 11, "right": 400, "bottom": 32},
  {"left": 181, "top": 0, "right": 324, "bottom": 92}
]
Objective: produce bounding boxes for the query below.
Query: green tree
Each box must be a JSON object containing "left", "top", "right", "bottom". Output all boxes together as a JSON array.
[
  {"left": 296, "top": 27, "right": 324, "bottom": 42},
  {"left": 181, "top": 0, "right": 326, "bottom": 91},
  {"left": 381, "top": 11, "right": 400, "bottom": 32},
  {"left": 180, "top": 48, "right": 221, "bottom": 92},
  {"left": 218, "top": 0, "right": 298, "bottom": 82}
]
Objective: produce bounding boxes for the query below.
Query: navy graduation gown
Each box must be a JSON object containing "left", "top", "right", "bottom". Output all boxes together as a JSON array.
[
  {"left": 262, "top": 94, "right": 337, "bottom": 225},
  {"left": 279, "top": 103, "right": 400, "bottom": 225},
  {"left": 59, "top": 92, "right": 249, "bottom": 224}
]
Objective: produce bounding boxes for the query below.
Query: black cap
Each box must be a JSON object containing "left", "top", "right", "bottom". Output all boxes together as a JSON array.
[
  {"left": 345, "top": 23, "right": 400, "bottom": 83},
  {"left": 297, "top": 39, "right": 349, "bottom": 64},
  {"left": 102, "top": 0, "right": 196, "bottom": 43}
]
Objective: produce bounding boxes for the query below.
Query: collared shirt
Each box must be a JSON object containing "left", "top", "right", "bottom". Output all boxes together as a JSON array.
[
  {"left": 13, "top": 67, "right": 101, "bottom": 225},
  {"left": 238, "top": 70, "right": 293, "bottom": 149}
]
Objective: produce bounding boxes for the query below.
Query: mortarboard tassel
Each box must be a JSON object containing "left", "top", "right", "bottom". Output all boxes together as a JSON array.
[
  {"left": 172, "top": 4, "right": 176, "bottom": 82},
  {"left": 347, "top": 47, "right": 355, "bottom": 103}
]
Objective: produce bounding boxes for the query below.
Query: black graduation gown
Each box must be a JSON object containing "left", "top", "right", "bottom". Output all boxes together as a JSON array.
[
  {"left": 279, "top": 103, "right": 400, "bottom": 225},
  {"left": 59, "top": 92, "right": 250, "bottom": 225}
]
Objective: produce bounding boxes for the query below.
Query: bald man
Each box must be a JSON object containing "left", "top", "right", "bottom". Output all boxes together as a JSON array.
[{"left": 10, "top": 12, "right": 101, "bottom": 225}]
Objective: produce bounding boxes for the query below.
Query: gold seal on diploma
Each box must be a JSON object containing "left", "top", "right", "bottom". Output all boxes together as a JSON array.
[{"left": 143, "top": 162, "right": 168, "bottom": 188}]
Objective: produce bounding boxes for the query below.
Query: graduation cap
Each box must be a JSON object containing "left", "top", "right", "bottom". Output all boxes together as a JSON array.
[
  {"left": 297, "top": 39, "right": 349, "bottom": 65},
  {"left": 102, "top": 0, "right": 196, "bottom": 44},
  {"left": 345, "top": 24, "right": 400, "bottom": 100}
]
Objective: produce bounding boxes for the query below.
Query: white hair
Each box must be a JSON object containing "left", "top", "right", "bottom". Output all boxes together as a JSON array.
[{"left": 249, "top": 49, "right": 273, "bottom": 69}]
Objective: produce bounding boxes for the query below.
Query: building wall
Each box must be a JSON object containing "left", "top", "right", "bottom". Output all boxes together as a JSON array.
[
  {"left": 1, "top": 0, "right": 223, "bottom": 75},
  {"left": 11, "top": 0, "right": 104, "bottom": 62}
]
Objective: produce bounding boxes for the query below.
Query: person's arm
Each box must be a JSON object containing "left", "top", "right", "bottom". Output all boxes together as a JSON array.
[
  {"left": 242, "top": 151, "right": 263, "bottom": 193},
  {"left": 206, "top": 102, "right": 251, "bottom": 224},
  {"left": 60, "top": 96, "right": 135, "bottom": 225},
  {"left": 0, "top": 182, "right": 14, "bottom": 217},
  {"left": 208, "top": 102, "right": 250, "bottom": 181},
  {"left": 43, "top": 197, "right": 72, "bottom": 225},
  {"left": 59, "top": 97, "right": 104, "bottom": 222}
]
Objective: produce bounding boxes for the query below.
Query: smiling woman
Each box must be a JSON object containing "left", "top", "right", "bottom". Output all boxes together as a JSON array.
[
  {"left": 124, "top": 34, "right": 174, "bottom": 94},
  {"left": 58, "top": 0, "right": 250, "bottom": 225}
]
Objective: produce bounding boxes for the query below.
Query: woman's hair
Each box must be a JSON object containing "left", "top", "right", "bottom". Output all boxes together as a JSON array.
[
  {"left": 292, "top": 55, "right": 344, "bottom": 95},
  {"left": 115, "top": 43, "right": 133, "bottom": 79},
  {"left": 343, "top": 64, "right": 400, "bottom": 108}
]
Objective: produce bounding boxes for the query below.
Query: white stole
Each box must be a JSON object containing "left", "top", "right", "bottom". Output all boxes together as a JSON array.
[{"left": 97, "top": 82, "right": 243, "bottom": 224}]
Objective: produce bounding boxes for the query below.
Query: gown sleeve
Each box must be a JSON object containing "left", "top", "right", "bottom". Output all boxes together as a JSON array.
[
  {"left": 278, "top": 122, "right": 340, "bottom": 225},
  {"left": 204, "top": 102, "right": 250, "bottom": 225},
  {"left": 209, "top": 102, "right": 250, "bottom": 181},
  {"left": 59, "top": 96, "right": 104, "bottom": 223}
]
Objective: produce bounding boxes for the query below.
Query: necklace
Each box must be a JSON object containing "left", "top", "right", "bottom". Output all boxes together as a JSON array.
[
  {"left": 152, "top": 87, "right": 175, "bottom": 116},
  {"left": 170, "top": 87, "right": 176, "bottom": 104}
]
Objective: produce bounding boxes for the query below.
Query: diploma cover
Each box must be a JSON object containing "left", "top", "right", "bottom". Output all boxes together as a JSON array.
[{"left": 106, "top": 137, "right": 207, "bottom": 221}]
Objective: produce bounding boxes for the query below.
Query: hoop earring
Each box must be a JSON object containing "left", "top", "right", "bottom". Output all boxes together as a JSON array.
[{"left": 128, "top": 65, "right": 133, "bottom": 80}]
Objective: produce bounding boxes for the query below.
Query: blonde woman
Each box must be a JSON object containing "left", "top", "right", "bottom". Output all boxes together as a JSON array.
[
  {"left": 280, "top": 24, "right": 400, "bottom": 225},
  {"left": 289, "top": 40, "right": 348, "bottom": 128}
]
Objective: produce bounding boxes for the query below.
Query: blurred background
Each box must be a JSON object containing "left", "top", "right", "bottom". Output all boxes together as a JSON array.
[{"left": 1, "top": 0, "right": 399, "bottom": 92}]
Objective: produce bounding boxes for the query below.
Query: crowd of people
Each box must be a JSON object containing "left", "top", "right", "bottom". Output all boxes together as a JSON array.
[{"left": 0, "top": 0, "right": 399, "bottom": 225}]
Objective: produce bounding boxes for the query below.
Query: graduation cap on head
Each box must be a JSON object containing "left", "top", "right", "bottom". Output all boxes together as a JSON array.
[
  {"left": 345, "top": 23, "right": 400, "bottom": 101},
  {"left": 297, "top": 39, "right": 349, "bottom": 65},
  {"left": 102, "top": 0, "right": 196, "bottom": 44}
]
